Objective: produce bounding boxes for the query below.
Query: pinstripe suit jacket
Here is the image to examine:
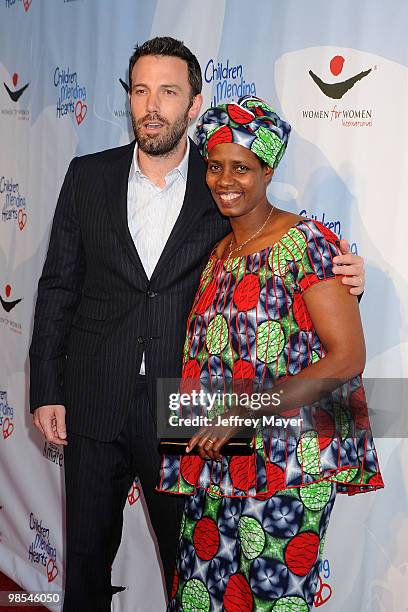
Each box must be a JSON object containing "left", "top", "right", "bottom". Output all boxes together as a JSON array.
[{"left": 29, "top": 139, "right": 229, "bottom": 441}]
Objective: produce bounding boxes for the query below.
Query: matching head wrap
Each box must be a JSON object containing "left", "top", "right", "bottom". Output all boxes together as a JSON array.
[{"left": 195, "top": 95, "right": 291, "bottom": 169}]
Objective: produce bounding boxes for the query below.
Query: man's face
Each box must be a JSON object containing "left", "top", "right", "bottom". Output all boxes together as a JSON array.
[{"left": 129, "top": 55, "right": 202, "bottom": 156}]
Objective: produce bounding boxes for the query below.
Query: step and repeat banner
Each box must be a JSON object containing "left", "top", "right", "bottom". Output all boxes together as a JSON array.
[{"left": 1, "top": 1, "right": 407, "bottom": 610}]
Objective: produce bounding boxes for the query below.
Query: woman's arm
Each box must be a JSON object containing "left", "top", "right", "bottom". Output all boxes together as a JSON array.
[
  {"left": 264, "top": 275, "right": 365, "bottom": 413},
  {"left": 305, "top": 272, "right": 365, "bottom": 374}
]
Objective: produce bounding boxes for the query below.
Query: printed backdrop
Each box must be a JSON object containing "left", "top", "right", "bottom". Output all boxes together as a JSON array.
[{"left": 1, "top": 1, "right": 407, "bottom": 610}]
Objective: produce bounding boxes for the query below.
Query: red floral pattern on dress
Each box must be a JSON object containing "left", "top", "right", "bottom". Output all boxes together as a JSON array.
[
  {"left": 233, "top": 359, "right": 255, "bottom": 395},
  {"left": 285, "top": 531, "right": 320, "bottom": 576},
  {"left": 351, "top": 387, "right": 370, "bottom": 429},
  {"left": 180, "top": 359, "right": 201, "bottom": 395},
  {"left": 233, "top": 274, "right": 261, "bottom": 311},
  {"left": 224, "top": 573, "right": 253, "bottom": 612},
  {"left": 181, "top": 455, "right": 205, "bottom": 485},
  {"left": 195, "top": 278, "right": 218, "bottom": 314},
  {"left": 193, "top": 517, "right": 220, "bottom": 560},
  {"left": 256, "top": 462, "right": 286, "bottom": 499},
  {"left": 292, "top": 292, "right": 313, "bottom": 331},
  {"left": 229, "top": 456, "right": 257, "bottom": 491}
]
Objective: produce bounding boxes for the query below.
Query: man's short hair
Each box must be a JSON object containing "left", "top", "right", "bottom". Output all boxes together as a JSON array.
[{"left": 128, "top": 36, "right": 202, "bottom": 97}]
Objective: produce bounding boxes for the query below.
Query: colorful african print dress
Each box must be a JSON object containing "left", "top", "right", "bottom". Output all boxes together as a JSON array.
[{"left": 157, "top": 219, "right": 384, "bottom": 612}]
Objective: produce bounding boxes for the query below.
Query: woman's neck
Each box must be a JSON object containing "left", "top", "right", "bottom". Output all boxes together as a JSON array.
[
  {"left": 229, "top": 199, "right": 272, "bottom": 246},
  {"left": 137, "top": 137, "right": 188, "bottom": 188}
]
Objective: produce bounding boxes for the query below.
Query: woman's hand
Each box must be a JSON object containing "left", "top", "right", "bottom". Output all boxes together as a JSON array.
[{"left": 186, "top": 411, "right": 244, "bottom": 461}]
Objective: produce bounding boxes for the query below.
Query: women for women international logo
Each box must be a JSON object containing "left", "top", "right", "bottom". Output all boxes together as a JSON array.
[
  {"left": 302, "top": 52, "right": 375, "bottom": 128},
  {"left": 0, "top": 284, "right": 22, "bottom": 334},
  {"left": 3, "top": 72, "right": 29, "bottom": 103},
  {"left": 309, "top": 55, "right": 372, "bottom": 100},
  {"left": 1, "top": 72, "right": 30, "bottom": 121},
  {"left": 0, "top": 284, "right": 22, "bottom": 312}
]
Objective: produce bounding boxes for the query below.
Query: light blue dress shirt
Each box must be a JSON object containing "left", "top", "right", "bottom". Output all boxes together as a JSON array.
[{"left": 127, "top": 139, "right": 190, "bottom": 373}]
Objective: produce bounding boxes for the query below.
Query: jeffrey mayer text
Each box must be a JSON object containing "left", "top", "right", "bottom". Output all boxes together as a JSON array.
[{"left": 168, "top": 414, "right": 303, "bottom": 429}]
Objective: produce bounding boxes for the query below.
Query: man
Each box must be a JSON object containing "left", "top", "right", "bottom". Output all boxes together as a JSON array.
[{"left": 29, "top": 37, "right": 365, "bottom": 611}]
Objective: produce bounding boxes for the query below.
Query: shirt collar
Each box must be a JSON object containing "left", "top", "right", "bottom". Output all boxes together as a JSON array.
[{"left": 130, "top": 138, "right": 190, "bottom": 183}]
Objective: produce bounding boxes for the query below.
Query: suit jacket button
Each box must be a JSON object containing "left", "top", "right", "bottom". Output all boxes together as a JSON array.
[
  {"left": 137, "top": 336, "right": 144, "bottom": 344},
  {"left": 147, "top": 290, "right": 157, "bottom": 298}
]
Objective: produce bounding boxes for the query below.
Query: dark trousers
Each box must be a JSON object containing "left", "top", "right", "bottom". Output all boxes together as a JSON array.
[{"left": 63, "top": 382, "right": 184, "bottom": 611}]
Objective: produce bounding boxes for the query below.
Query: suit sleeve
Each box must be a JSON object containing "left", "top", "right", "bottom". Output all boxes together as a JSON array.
[{"left": 29, "top": 157, "right": 85, "bottom": 411}]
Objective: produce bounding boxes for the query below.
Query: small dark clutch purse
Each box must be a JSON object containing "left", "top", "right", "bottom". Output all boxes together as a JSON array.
[{"left": 158, "top": 438, "right": 254, "bottom": 456}]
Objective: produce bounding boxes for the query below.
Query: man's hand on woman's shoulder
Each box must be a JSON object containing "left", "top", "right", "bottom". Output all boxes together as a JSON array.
[{"left": 332, "top": 238, "right": 365, "bottom": 296}]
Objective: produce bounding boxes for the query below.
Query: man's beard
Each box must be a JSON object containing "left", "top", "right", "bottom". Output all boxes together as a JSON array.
[{"left": 132, "top": 108, "right": 190, "bottom": 156}]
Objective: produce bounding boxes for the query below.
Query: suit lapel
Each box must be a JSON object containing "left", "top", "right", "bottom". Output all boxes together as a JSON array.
[
  {"left": 151, "top": 140, "right": 212, "bottom": 282},
  {"left": 103, "top": 141, "right": 148, "bottom": 281}
]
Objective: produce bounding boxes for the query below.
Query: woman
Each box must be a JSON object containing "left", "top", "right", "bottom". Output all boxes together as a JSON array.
[{"left": 157, "top": 96, "right": 383, "bottom": 611}]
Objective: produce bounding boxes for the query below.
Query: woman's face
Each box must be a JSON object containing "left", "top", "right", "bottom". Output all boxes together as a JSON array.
[{"left": 206, "top": 143, "right": 273, "bottom": 217}]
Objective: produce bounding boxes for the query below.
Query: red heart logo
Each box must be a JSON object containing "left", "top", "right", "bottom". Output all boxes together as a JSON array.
[
  {"left": 12, "top": 73, "right": 18, "bottom": 87},
  {"left": 75, "top": 100, "right": 87, "bottom": 125},
  {"left": 47, "top": 559, "right": 58, "bottom": 583},
  {"left": 314, "top": 576, "right": 333, "bottom": 607},
  {"left": 127, "top": 483, "right": 141, "bottom": 506},
  {"left": 18, "top": 209, "right": 27, "bottom": 231},
  {"left": 23, "top": 0, "right": 32, "bottom": 12},
  {"left": 3, "top": 417, "right": 14, "bottom": 439}
]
